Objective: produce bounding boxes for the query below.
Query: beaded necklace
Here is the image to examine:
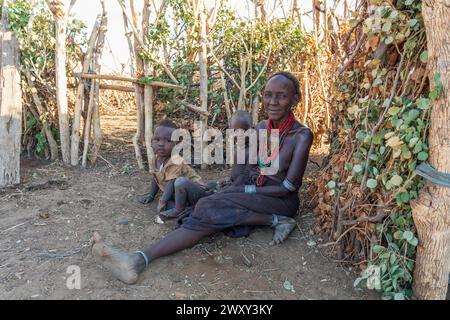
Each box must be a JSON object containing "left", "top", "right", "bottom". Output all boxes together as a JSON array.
[{"left": 256, "top": 112, "right": 295, "bottom": 186}]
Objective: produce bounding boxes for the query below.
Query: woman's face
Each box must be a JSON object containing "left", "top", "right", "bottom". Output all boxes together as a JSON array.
[{"left": 262, "top": 75, "right": 298, "bottom": 122}]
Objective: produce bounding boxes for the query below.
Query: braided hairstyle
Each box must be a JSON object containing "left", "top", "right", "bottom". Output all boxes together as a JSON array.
[{"left": 267, "top": 71, "right": 302, "bottom": 104}]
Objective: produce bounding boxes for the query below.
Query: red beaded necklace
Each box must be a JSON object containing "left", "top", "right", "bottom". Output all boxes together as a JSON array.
[{"left": 256, "top": 112, "right": 295, "bottom": 186}]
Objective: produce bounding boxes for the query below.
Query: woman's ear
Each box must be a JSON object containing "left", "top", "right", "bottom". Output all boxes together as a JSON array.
[{"left": 293, "top": 94, "right": 300, "bottom": 107}]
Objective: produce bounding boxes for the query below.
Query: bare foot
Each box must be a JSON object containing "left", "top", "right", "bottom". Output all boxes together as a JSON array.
[
  {"left": 91, "top": 232, "right": 146, "bottom": 284},
  {"left": 270, "top": 216, "right": 297, "bottom": 245}
]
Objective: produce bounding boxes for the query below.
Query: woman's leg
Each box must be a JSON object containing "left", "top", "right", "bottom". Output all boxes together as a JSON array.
[
  {"left": 237, "top": 211, "right": 297, "bottom": 245},
  {"left": 91, "top": 228, "right": 213, "bottom": 284}
]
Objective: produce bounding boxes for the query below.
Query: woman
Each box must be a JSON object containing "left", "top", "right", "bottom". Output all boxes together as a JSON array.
[{"left": 91, "top": 72, "right": 314, "bottom": 284}]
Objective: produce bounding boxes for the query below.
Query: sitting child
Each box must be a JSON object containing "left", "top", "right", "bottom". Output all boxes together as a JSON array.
[
  {"left": 220, "top": 110, "right": 252, "bottom": 188},
  {"left": 137, "top": 120, "right": 211, "bottom": 221}
]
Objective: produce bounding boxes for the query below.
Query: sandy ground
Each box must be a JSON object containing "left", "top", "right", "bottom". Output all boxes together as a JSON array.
[{"left": 0, "top": 114, "right": 378, "bottom": 300}]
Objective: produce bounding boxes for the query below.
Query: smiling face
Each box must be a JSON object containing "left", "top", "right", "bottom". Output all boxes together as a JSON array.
[
  {"left": 262, "top": 75, "right": 299, "bottom": 123},
  {"left": 151, "top": 126, "right": 176, "bottom": 159}
]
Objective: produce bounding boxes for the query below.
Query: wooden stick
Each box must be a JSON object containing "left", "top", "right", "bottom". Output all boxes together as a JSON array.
[
  {"left": 91, "top": 0, "right": 107, "bottom": 166},
  {"left": 175, "top": 99, "right": 210, "bottom": 117},
  {"left": 70, "top": 16, "right": 100, "bottom": 166},
  {"left": 73, "top": 73, "right": 184, "bottom": 90},
  {"left": 24, "top": 67, "right": 59, "bottom": 161}
]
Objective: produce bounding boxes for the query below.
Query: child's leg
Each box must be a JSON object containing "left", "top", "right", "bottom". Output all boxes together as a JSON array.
[
  {"left": 175, "top": 177, "right": 209, "bottom": 208},
  {"left": 160, "top": 177, "right": 208, "bottom": 218}
]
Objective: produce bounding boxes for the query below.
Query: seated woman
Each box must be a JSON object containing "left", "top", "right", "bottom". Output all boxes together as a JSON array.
[{"left": 91, "top": 71, "right": 314, "bottom": 284}]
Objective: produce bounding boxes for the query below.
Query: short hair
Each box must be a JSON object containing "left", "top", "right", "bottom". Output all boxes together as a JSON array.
[
  {"left": 268, "top": 71, "right": 301, "bottom": 99},
  {"left": 157, "top": 119, "right": 177, "bottom": 129},
  {"left": 231, "top": 111, "right": 252, "bottom": 128}
]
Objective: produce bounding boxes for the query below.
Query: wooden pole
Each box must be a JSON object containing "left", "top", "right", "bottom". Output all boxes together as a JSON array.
[
  {"left": 0, "top": 2, "right": 22, "bottom": 187},
  {"left": 70, "top": 17, "right": 100, "bottom": 165},
  {"left": 91, "top": 0, "right": 108, "bottom": 166},
  {"left": 411, "top": 0, "right": 450, "bottom": 300},
  {"left": 46, "top": 0, "right": 73, "bottom": 164},
  {"left": 199, "top": 0, "right": 208, "bottom": 169}
]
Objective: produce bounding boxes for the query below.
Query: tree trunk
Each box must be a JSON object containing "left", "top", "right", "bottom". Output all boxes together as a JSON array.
[
  {"left": 251, "top": 95, "right": 260, "bottom": 127},
  {"left": 199, "top": 0, "right": 208, "bottom": 169},
  {"left": 47, "top": 0, "right": 71, "bottom": 164},
  {"left": 411, "top": 0, "right": 450, "bottom": 300},
  {"left": 0, "top": 5, "right": 22, "bottom": 187},
  {"left": 142, "top": 0, "right": 154, "bottom": 171}
]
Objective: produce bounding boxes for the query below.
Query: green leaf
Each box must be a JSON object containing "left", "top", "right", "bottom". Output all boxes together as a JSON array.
[
  {"left": 373, "top": 245, "right": 386, "bottom": 254},
  {"left": 327, "top": 181, "right": 336, "bottom": 189},
  {"left": 408, "top": 237, "right": 418, "bottom": 246},
  {"left": 382, "top": 21, "right": 392, "bottom": 32},
  {"left": 413, "top": 141, "right": 423, "bottom": 154},
  {"left": 417, "top": 98, "right": 430, "bottom": 110},
  {"left": 367, "top": 179, "right": 377, "bottom": 189},
  {"left": 420, "top": 51, "right": 428, "bottom": 63},
  {"left": 403, "top": 231, "right": 414, "bottom": 241},
  {"left": 408, "top": 18, "right": 418, "bottom": 27},
  {"left": 408, "top": 137, "right": 420, "bottom": 148},
  {"left": 385, "top": 36, "right": 394, "bottom": 44},
  {"left": 389, "top": 10, "right": 398, "bottom": 19},
  {"left": 393, "top": 230, "right": 403, "bottom": 240},
  {"left": 405, "top": 0, "right": 414, "bottom": 5},
  {"left": 356, "top": 131, "right": 366, "bottom": 141},
  {"left": 402, "top": 149, "right": 412, "bottom": 159},
  {"left": 418, "top": 151, "right": 428, "bottom": 161},
  {"left": 400, "top": 192, "right": 410, "bottom": 203},
  {"left": 353, "top": 164, "right": 363, "bottom": 173},
  {"left": 390, "top": 175, "right": 403, "bottom": 186},
  {"left": 388, "top": 106, "right": 400, "bottom": 115}
]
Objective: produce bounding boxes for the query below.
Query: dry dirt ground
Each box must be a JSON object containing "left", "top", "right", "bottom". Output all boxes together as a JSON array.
[{"left": 0, "top": 115, "right": 378, "bottom": 300}]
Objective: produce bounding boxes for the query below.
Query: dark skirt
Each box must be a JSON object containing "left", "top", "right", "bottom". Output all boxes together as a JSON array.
[{"left": 179, "top": 190, "right": 299, "bottom": 237}]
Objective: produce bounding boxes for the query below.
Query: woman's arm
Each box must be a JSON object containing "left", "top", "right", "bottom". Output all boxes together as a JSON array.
[{"left": 221, "top": 129, "right": 313, "bottom": 196}]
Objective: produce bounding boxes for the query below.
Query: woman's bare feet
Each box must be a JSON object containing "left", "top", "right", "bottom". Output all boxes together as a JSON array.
[
  {"left": 91, "top": 232, "right": 146, "bottom": 284},
  {"left": 271, "top": 216, "right": 297, "bottom": 245}
]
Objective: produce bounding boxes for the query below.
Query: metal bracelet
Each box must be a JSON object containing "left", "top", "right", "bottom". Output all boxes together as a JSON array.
[
  {"left": 245, "top": 185, "right": 257, "bottom": 194},
  {"left": 282, "top": 178, "right": 297, "bottom": 192}
]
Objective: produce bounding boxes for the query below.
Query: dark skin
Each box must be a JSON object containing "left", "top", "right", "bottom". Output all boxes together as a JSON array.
[
  {"left": 137, "top": 126, "right": 177, "bottom": 210},
  {"left": 91, "top": 75, "right": 314, "bottom": 284},
  {"left": 228, "top": 114, "right": 252, "bottom": 187}
]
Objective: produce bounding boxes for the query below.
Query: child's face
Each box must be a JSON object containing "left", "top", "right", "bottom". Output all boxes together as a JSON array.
[
  {"left": 231, "top": 117, "right": 250, "bottom": 131},
  {"left": 152, "top": 126, "right": 176, "bottom": 158}
]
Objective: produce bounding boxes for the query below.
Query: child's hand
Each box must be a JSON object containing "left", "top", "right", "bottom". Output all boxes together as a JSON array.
[
  {"left": 137, "top": 193, "right": 155, "bottom": 204},
  {"left": 157, "top": 200, "right": 167, "bottom": 213}
]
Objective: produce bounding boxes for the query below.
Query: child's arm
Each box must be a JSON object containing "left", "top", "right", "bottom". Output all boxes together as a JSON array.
[
  {"left": 231, "top": 164, "right": 249, "bottom": 186},
  {"left": 157, "top": 179, "right": 175, "bottom": 212},
  {"left": 138, "top": 177, "right": 159, "bottom": 204}
]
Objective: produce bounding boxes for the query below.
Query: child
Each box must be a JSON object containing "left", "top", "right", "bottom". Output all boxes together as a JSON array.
[
  {"left": 220, "top": 110, "right": 252, "bottom": 188},
  {"left": 137, "top": 120, "right": 210, "bottom": 220}
]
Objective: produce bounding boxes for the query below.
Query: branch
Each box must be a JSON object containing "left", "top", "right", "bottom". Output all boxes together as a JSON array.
[
  {"left": 175, "top": 99, "right": 210, "bottom": 117},
  {"left": 337, "top": 35, "right": 366, "bottom": 76},
  {"left": 360, "top": 49, "right": 407, "bottom": 191}
]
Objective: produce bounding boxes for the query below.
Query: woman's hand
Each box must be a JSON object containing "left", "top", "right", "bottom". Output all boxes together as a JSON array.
[{"left": 218, "top": 186, "right": 244, "bottom": 193}]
